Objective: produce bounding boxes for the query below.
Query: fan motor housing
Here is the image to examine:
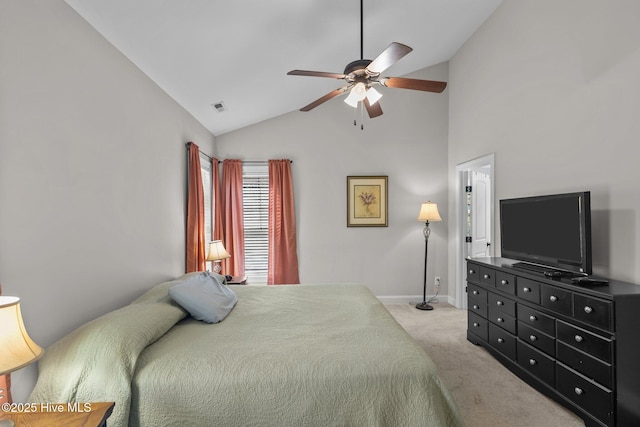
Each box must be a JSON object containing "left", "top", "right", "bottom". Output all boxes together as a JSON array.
[{"left": 344, "top": 59, "right": 372, "bottom": 76}]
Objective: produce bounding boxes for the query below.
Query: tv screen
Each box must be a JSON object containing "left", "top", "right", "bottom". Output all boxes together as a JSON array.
[{"left": 500, "top": 192, "right": 592, "bottom": 274}]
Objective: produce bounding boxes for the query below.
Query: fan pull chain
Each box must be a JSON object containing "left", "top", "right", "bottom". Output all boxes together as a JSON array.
[{"left": 351, "top": 101, "right": 366, "bottom": 130}]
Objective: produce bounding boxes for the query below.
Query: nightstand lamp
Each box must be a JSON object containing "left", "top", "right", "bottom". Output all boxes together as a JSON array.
[
  {"left": 0, "top": 296, "right": 44, "bottom": 427},
  {"left": 416, "top": 201, "right": 442, "bottom": 311},
  {"left": 206, "top": 240, "right": 230, "bottom": 274}
]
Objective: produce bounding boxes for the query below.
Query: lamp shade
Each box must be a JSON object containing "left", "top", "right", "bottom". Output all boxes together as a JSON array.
[
  {"left": 0, "top": 297, "right": 43, "bottom": 376},
  {"left": 206, "top": 240, "right": 231, "bottom": 261},
  {"left": 417, "top": 201, "right": 443, "bottom": 222}
]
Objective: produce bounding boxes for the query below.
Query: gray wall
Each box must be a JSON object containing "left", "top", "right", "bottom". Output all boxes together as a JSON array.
[
  {"left": 448, "top": 0, "right": 640, "bottom": 284},
  {"left": 0, "top": 0, "right": 214, "bottom": 400},
  {"left": 216, "top": 63, "right": 450, "bottom": 302}
]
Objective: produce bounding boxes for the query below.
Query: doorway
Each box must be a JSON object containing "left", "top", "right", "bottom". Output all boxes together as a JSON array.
[{"left": 454, "top": 154, "right": 495, "bottom": 309}]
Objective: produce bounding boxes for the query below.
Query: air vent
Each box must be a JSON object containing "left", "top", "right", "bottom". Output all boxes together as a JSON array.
[{"left": 211, "top": 101, "right": 226, "bottom": 113}]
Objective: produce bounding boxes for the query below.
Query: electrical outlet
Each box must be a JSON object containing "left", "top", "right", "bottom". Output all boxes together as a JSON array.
[{"left": 434, "top": 276, "right": 441, "bottom": 293}]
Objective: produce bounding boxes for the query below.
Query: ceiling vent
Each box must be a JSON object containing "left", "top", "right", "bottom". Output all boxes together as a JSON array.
[{"left": 211, "top": 101, "right": 226, "bottom": 113}]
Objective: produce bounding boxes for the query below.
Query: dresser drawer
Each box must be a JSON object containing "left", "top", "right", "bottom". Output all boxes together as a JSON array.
[
  {"left": 517, "top": 305, "right": 555, "bottom": 336},
  {"left": 541, "top": 284, "right": 572, "bottom": 316},
  {"left": 468, "top": 283, "right": 488, "bottom": 304},
  {"left": 517, "top": 277, "right": 541, "bottom": 304},
  {"left": 495, "top": 271, "right": 516, "bottom": 295},
  {"left": 489, "top": 323, "right": 516, "bottom": 360},
  {"left": 557, "top": 363, "right": 613, "bottom": 426},
  {"left": 557, "top": 341, "right": 612, "bottom": 389},
  {"left": 517, "top": 341, "right": 555, "bottom": 386},
  {"left": 467, "top": 263, "right": 480, "bottom": 282},
  {"left": 488, "top": 292, "right": 516, "bottom": 317},
  {"left": 488, "top": 306, "right": 517, "bottom": 334},
  {"left": 468, "top": 311, "right": 488, "bottom": 342},
  {"left": 573, "top": 294, "right": 612, "bottom": 331},
  {"left": 518, "top": 321, "right": 555, "bottom": 357},
  {"left": 479, "top": 266, "right": 496, "bottom": 287},
  {"left": 469, "top": 298, "right": 488, "bottom": 318},
  {"left": 557, "top": 321, "right": 612, "bottom": 363}
]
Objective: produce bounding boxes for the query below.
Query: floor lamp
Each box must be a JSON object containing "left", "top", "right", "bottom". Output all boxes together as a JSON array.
[{"left": 416, "top": 201, "right": 442, "bottom": 310}]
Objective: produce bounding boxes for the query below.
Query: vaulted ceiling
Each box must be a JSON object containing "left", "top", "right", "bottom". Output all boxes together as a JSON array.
[{"left": 65, "top": 0, "right": 502, "bottom": 135}]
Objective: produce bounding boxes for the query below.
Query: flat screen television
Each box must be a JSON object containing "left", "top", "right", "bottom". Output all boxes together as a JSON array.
[{"left": 500, "top": 191, "right": 592, "bottom": 275}]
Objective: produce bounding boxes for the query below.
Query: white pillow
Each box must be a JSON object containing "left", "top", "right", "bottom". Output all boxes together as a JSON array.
[{"left": 169, "top": 272, "right": 237, "bottom": 323}]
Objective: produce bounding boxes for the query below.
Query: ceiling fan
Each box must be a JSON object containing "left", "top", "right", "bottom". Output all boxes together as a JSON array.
[{"left": 287, "top": 0, "right": 447, "bottom": 121}]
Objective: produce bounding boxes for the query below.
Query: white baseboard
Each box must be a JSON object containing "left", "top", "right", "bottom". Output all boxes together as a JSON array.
[{"left": 377, "top": 294, "right": 458, "bottom": 306}]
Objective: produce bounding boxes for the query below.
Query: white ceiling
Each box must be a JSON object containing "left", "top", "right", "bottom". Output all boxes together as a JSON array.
[{"left": 65, "top": 0, "right": 502, "bottom": 136}]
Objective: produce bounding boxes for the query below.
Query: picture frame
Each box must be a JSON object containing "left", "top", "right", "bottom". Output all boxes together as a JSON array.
[{"left": 347, "top": 176, "right": 388, "bottom": 227}]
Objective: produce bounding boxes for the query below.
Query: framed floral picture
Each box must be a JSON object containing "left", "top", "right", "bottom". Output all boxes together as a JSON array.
[{"left": 347, "top": 176, "right": 388, "bottom": 227}]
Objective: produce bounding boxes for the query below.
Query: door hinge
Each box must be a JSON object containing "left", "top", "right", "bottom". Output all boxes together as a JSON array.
[
  {"left": 466, "top": 237, "right": 472, "bottom": 243},
  {"left": 466, "top": 185, "right": 472, "bottom": 192}
]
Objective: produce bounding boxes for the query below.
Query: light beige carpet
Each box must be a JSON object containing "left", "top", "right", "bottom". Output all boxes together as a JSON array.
[{"left": 385, "top": 303, "right": 586, "bottom": 427}]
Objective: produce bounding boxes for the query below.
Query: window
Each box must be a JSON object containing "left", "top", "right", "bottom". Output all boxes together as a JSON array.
[
  {"left": 200, "top": 153, "right": 213, "bottom": 270},
  {"left": 242, "top": 163, "right": 269, "bottom": 284}
]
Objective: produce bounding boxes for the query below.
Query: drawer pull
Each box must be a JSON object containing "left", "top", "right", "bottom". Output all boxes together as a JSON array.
[
  {"left": 529, "top": 335, "right": 537, "bottom": 342},
  {"left": 523, "top": 287, "right": 531, "bottom": 293},
  {"left": 549, "top": 295, "right": 558, "bottom": 302},
  {"left": 529, "top": 359, "right": 537, "bottom": 366},
  {"left": 575, "top": 335, "right": 584, "bottom": 343},
  {"left": 473, "top": 322, "right": 480, "bottom": 327},
  {"left": 497, "top": 338, "right": 504, "bottom": 343},
  {"left": 574, "top": 387, "right": 584, "bottom": 396},
  {"left": 473, "top": 305, "right": 480, "bottom": 310},
  {"left": 501, "top": 279, "right": 508, "bottom": 285},
  {"left": 497, "top": 317, "right": 504, "bottom": 323},
  {"left": 496, "top": 301, "right": 504, "bottom": 306},
  {"left": 473, "top": 290, "right": 480, "bottom": 295},
  {"left": 584, "top": 306, "right": 593, "bottom": 314},
  {"left": 469, "top": 269, "right": 476, "bottom": 274},
  {"left": 483, "top": 274, "right": 491, "bottom": 279},
  {"left": 529, "top": 315, "right": 537, "bottom": 322}
]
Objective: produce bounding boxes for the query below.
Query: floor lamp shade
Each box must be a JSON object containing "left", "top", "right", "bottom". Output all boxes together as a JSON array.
[
  {"left": 417, "top": 201, "right": 443, "bottom": 222},
  {"left": 0, "top": 297, "right": 43, "bottom": 376},
  {"left": 416, "top": 201, "right": 442, "bottom": 311}
]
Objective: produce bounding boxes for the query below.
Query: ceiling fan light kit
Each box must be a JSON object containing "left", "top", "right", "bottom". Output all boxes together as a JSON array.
[{"left": 287, "top": 0, "right": 447, "bottom": 127}]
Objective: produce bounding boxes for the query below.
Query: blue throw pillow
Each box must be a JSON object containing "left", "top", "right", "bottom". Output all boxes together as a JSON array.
[{"left": 169, "top": 272, "right": 237, "bottom": 323}]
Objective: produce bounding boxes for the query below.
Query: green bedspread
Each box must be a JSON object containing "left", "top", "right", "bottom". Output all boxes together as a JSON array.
[{"left": 30, "top": 276, "right": 465, "bottom": 427}]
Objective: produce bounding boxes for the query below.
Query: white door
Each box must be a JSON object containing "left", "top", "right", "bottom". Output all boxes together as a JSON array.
[
  {"left": 470, "top": 170, "right": 492, "bottom": 258},
  {"left": 455, "top": 154, "right": 495, "bottom": 309}
]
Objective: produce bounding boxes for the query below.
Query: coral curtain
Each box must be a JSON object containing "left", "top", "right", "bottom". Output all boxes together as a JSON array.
[
  {"left": 268, "top": 160, "right": 300, "bottom": 285},
  {"left": 0, "top": 282, "right": 11, "bottom": 404},
  {"left": 212, "top": 157, "right": 225, "bottom": 273},
  {"left": 186, "top": 142, "right": 206, "bottom": 272},
  {"left": 221, "top": 159, "right": 245, "bottom": 276}
]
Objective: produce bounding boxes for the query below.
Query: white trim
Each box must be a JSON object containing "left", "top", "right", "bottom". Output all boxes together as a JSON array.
[{"left": 377, "top": 294, "right": 456, "bottom": 306}]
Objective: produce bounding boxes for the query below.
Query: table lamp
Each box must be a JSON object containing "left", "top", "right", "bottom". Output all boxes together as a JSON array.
[
  {"left": 206, "top": 240, "right": 231, "bottom": 274},
  {"left": 416, "top": 201, "right": 442, "bottom": 310},
  {"left": 0, "top": 296, "right": 44, "bottom": 427}
]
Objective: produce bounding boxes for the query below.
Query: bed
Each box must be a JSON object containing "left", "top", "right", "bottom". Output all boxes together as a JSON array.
[{"left": 29, "top": 273, "right": 465, "bottom": 427}]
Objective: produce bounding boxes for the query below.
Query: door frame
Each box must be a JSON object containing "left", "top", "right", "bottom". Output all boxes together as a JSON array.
[{"left": 454, "top": 154, "right": 495, "bottom": 309}]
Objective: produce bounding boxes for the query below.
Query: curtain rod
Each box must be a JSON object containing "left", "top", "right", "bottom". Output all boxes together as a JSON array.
[
  {"left": 186, "top": 144, "right": 292, "bottom": 164},
  {"left": 186, "top": 142, "right": 213, "bottom": 161},
  {"left": 217, "top": 160, "right": 293, "bottom": 164}
]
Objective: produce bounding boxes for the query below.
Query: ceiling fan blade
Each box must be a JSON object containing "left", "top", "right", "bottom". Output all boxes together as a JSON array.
[
  {"left": 287, "top": 70, "right": 347, "bottom": 79},
  {"left": 366, "top": 42, "right": 413, "bottom": 75},
  {"left": 300, "top": 87, "right": 349, "bottom": 112},
  {"left": 382, "top": 77, "right": 447, "bottom": 93},
  {"left": 363, "top": 98, "right": 383, "bottom": 118}
]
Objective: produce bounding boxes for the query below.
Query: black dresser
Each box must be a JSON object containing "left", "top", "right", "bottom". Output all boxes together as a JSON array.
[{"left": 466, "top": 257, "right": 640, "bottom": 427}]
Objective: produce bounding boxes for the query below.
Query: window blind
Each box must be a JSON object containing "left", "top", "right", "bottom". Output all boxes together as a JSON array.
[
  {"left": 200, "top": 153, "right": 213, "bottom": 269},
  {"left": 242, "top": 163, "right": 269, "bottom": 283}
]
